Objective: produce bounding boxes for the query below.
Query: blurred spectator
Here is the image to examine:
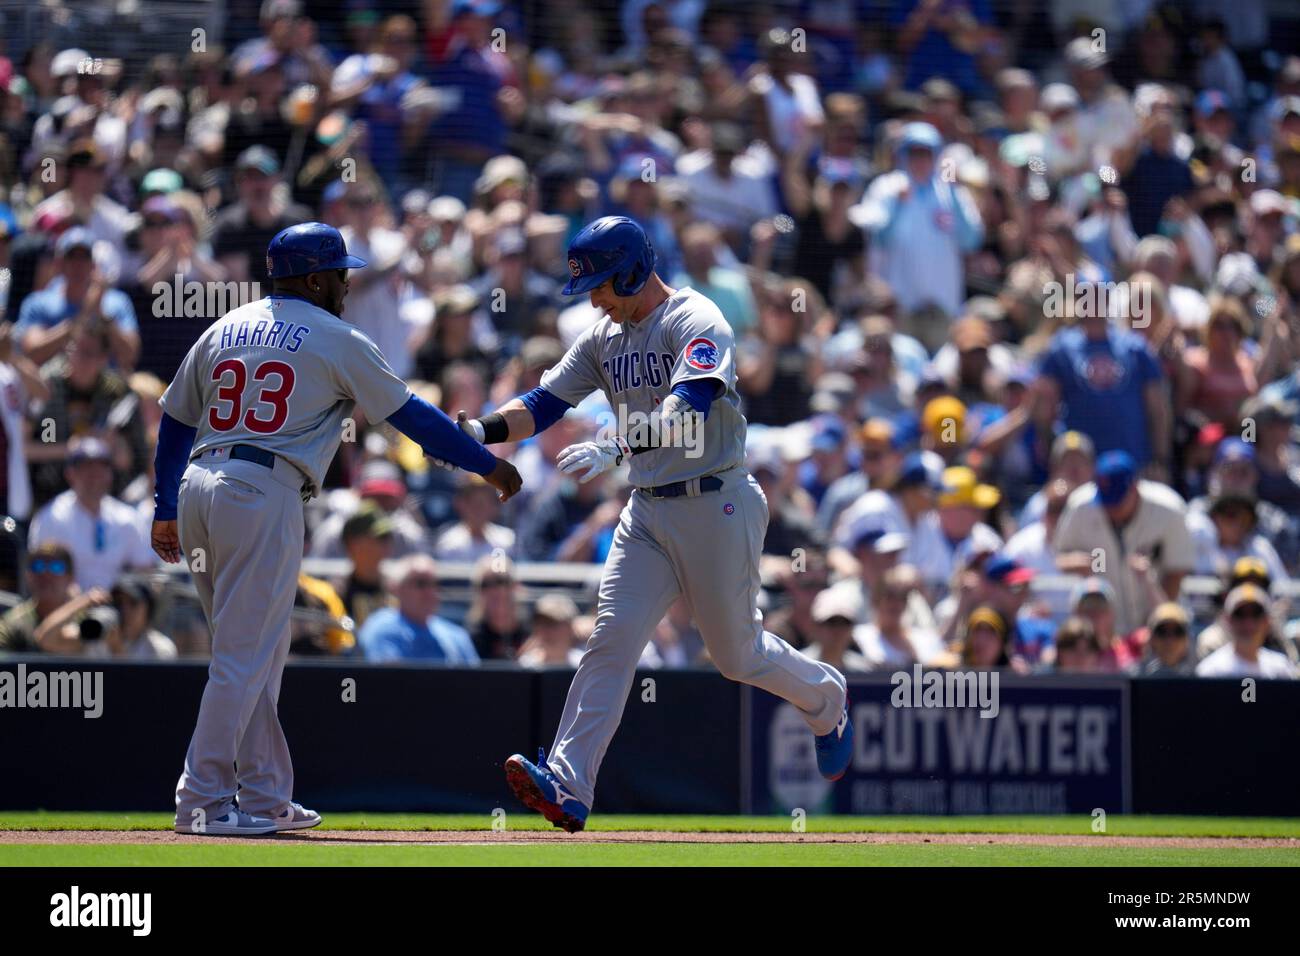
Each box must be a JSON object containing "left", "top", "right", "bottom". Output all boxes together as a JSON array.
[
  {"left": 328, "top": 14, "right": 429, "bottom": 195},
  {"left": 806, "top": 587, "right": 870, "bottom": 672},
  {"left": 748, "top": 28, "right": 824, "bottom": 157},
  {"left": 1017, "top": 431, "right": 1095, "bottom": 528},
  {"left": 1066, "top": 576, "right": 1143, "bottom": 673},
  {"left": 1177, "top": 295, "right": 1259, "bottom": 430},
  {"left": 104, "top": 576, "right": 176, "bottom": 659},
  {"left": 956, "top": 605, "right": 1015, "bottom": 671},
  {"left": 357, "top": 554, "right": 478, "bottom": 663},
  {"left": 28, "top": 436, "right": 155, "bottom": 591},
  {"left": 412, "top": 284, "right": 494, "bottom": 386},
  {"left": 469, "top": 224, "right": 561, "bottom": 355},
  {"left": 1196, "top": 583, "right": 1296, "bottom": 678},
  {"left": 1004, "top": 478, "right": 1071, "bottom": 581},
  {"left": 210, "top": 145, "right": 312, "bottom": 284},
  {"left": 517, "top": 592, "right": 582, "bottom": 667},
  {"left": 934, "top": 465, "right": 1003, "bottom": 569},
  {"left": 30, "top": 140, "right": 133, "bottom": 278},
  {"left": 1054, "top": 450, "right": 1193, "bottom": 632},
  {"left": 649, "top": 596, "right": 706, "bottom": 667},
  {"left": 672, "top": 220, "right": 758, "bottom": 337},
  {"left": 292, "top": 572, "right": 355, "bottom": 657},
  {"left": 817, "top": 417, "right": 898, "bottom": 536},
  {"left": 464, "top": 553, "right": 527, "bottom": 660},
  {"left": 851, "top": 565, "right": 943, "bottom": 670},
  {"left": 853, "top": 121, "right": 983, "bottom": 325},
  {"left": 1136, "top": 602, "right": 1195, "bottom": 677},
  {"left": 0, "top": 543, "right": 87, "bottom": 653},
  {"left": 338, "top": 182, "right": 426, "bottom": 378},
  {"left": 433, "top": 474, "right": 516, "bottom": 563},
  {"left": 892, "top": 0, "right": 990, "bottom": 96},
  {"left": 1033, "top": 308, "right": 1169, "bottom": 472},
  {"left": 835, "top": 450, "right": 949, "bottom": 598},
  {"left": 676, "top": 121, "right": 776, "bottom": 248},
  {"left": 1050, "top": 615, "right": 1103, "bottom": 674},
  {"left": 0, "top": 321, "right": 48, "bottom": 524},
  {"left": 737, "top": 278, "right": 816, "bottom": 426},
  {"left": 1241, "top": 394, "right": 1300, "bottom": 514},
  {"left": 335, "top": 502, "right": 396, "bottom": 632},
  {"left": 16, "top": 227, "right": 140, "bottom": 369},
  {"left": 423, "top": 1, "right": 521, "bottom": 202},
  {"left": 1197, "top": 558, "right": 1296, "bottom": 662},
  {"left": 1189, "top": 492, "right": 1288, "bottom": 584},
  {"left": 764, "top": 550, "right": 830, "bottom": 651},
  {"left": 309, "top": 459, "right": 425, "bottom": 559},
  {"left": 520, "top": 471, "right": 624, "bottom": 563}
]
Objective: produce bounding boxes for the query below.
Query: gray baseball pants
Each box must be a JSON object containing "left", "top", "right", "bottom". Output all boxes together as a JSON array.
[
  {"left": 173, "top": 449, "right": 306, "bottom": 825},
  {"left": 546, "top": 466, "right": 847, "bottom": 807}
]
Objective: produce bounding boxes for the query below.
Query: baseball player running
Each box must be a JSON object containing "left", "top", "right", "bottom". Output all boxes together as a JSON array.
[
  {"left": 151, "top": 222, "right": 521, "bottom": 836},
  {"left": 453, "top": 217, "right": 852, "bottom": 831}
]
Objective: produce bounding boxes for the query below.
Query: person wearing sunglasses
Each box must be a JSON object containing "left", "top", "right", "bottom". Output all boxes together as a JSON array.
[
  {"left": 1137, "top": 602, "right": 1196, "bottom": 677},
  {"left": 1196, "top": 584, "right": 1297, "bottom": 679},
  {"left": 0, "top": 543, "right": 103, "bottom": 654}
]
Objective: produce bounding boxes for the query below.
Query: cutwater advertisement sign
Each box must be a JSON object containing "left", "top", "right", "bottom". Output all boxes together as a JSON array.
[{"left": 747, "top": 671, "right": 1130, "bottom": 815}]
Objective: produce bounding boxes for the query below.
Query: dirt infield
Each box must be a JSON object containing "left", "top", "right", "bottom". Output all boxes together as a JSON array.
[{"left": 1, "top": 830, "right": 1296, "bottom": 848}]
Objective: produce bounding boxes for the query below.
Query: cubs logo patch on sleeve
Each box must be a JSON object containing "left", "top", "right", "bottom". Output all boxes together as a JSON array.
[{"left": 684, "top": 337, "right": 719, "bottom": 371}]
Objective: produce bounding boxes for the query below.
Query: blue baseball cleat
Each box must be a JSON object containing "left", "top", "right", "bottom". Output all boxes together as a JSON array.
[
  {"left": 814, "top": 703, "right": 854, "bottom": 781},
  {"left": 504, "top": 749, "right": 590, "bottom": 833}
]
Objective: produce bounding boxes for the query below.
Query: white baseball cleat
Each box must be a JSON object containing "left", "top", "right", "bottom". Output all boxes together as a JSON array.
[
  {"left": 175, "top": 808, "right": 278, "bottom": 836},
  {"left": 269, "top": 802, "right": 322, "bottom": 831}
]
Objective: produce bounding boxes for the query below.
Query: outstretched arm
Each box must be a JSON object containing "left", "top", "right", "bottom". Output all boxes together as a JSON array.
[{"left": 387, "top": 393, "right": 522, "bottom": 500}]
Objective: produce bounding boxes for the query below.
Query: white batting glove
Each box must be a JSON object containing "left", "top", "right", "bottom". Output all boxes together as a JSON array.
[
  {"left": 557, "top": 437, "right": 631, "bottom": 483},
  {"left": 427, "top": 410, "right": 486, "bottom": 471}
]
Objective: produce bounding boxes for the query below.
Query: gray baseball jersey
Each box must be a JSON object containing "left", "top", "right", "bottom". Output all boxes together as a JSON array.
[
  {"left": 160, "top": 294, "right": 411, "bottom": 498},
  {"left": 166, "top": 292, "right": 409, "bottom": 829},
  {"left": 540, "top": 287, "right": 745, "bottom": 486},
  {"left": 535, "top": 285, "right": 847, "bottom": 809}
]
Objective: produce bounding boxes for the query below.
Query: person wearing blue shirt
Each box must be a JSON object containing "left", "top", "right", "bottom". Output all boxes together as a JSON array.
[
  {"left": 357, "top": 554, "right": 480, "bottom": 663},
  {"left": 1033, "top": 311, "right": 1172, "bottom": 475},
  {"left": 16, "top": 227, "right": 140, "bottom": 369}
]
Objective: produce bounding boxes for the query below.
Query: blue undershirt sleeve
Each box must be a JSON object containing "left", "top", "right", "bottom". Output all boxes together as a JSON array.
[
  {"left": 153, "top": 412, "right": 198, "bottom": 521},
  {"left": 520, "top": 386, "right": 573, "bottom": 434},
  {"left": 387, "top": 393, "right": 497, "bottom": 475},
  {"left": 671, "top": 378, "right": 719, "bottom": 421}
]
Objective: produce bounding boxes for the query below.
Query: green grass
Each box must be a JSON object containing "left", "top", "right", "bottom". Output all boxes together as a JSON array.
[
  {"left": 2, "top": 844, "right": 1297, "bottom": 867},
  {"left": 2, "top": 813, "right": 1295, "bottom": 866},
  {"left": 2, "top": 811, "right": 1299, "bottom": 838}
]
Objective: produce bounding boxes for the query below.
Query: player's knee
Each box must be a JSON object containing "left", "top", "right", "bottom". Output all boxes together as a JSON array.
[{"left": 710, "top": 641, "right": 763, "bottom": 683}]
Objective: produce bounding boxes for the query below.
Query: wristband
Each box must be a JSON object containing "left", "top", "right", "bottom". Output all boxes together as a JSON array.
[{"left": 479, "top": 412, "right": 509, "bottom": 444}]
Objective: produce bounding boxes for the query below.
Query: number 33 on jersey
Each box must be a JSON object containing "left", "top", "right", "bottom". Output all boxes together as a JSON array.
[{"left": 159, "top": 294, "right": 412, "bottom": 500}]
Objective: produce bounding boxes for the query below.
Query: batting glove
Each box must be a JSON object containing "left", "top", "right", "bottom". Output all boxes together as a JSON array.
[{"left": 557, "top": 437, "right": 631, "bottom": 483}]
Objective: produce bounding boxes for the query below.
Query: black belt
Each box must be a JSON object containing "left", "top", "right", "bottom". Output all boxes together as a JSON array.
[
  {"left": 642, "top": 475, "right": 723, "bottom": 499},
  {"left": 230, "top": 444, "right": 275, "bottom": 468}
]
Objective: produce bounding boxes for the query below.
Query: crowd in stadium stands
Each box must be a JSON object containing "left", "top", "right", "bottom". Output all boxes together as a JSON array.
[{"left": 0, "top": 0, "right": 1297, "bottom": 679}]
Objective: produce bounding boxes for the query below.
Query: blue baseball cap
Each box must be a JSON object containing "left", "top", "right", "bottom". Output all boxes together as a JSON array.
[
  {"left": 1214, "top": 437, "right": 1256, "bottom": 466},
  {"left": 985, "top": 553, "right": 1036, "bottom": 585},
  {"left": 897, "top": 122, "right": 943, "bottom": 154},
  {"left": 853, "top": 526, "right": 909, "bottom": 555},
  {"left": 1195, "top": 90, "right": 1231, "bottom": 119},
  {"left": 55, "top": 226, "right": 94, "bottom": 255},
  {"left": 1094, "top": 450, "right": 1137, "bottom": 506},
  {"left": 810, "top": 415, "right": 846, "bottom": 452},
  {"left": 896, "top": 450, "right": 946, "bottom": 491}
]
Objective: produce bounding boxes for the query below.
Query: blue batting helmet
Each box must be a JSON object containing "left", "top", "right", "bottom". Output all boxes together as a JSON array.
[
  {"left": 265, "top": 222, "right": 367, "bottom": 279},
  {"left": 562, "top": 216, "right": 656, "bottom": 296}
]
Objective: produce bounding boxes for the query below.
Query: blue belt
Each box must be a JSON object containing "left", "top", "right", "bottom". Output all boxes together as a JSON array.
[
  {"left": 230, "top": 444, "right": 275, "bottom": 468},
  {"left": 642, "top": 475, "right": 723, "bottom": 499}
]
